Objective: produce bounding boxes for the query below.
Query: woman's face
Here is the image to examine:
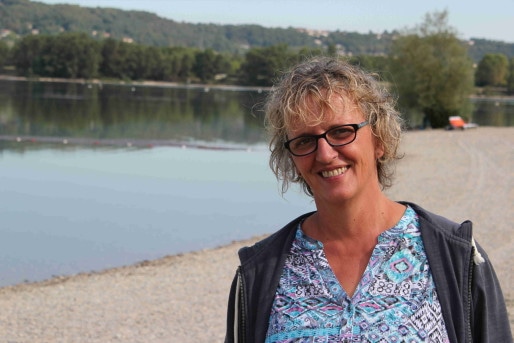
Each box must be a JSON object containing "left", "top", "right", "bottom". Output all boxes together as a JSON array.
[{"left": 287, "top": 94, "right": 384, "bottom": 205}]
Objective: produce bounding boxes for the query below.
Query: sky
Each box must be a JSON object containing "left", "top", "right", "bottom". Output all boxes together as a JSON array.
[{"left": 36, "top": 0, "right": 514, "bottom": 43}]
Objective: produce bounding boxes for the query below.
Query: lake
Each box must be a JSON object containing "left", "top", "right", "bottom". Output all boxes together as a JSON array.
[
  {"left": 0, "top": 145, "right": 314, "bottom": 287},
  {"left": 0, "top": 80, "right": 317, "bottom": 287},
  {"left": 0, "top": 79, "right": 513, "bottom": 287}
]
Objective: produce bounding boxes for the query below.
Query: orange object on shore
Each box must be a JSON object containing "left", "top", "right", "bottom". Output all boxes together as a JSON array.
[
  {"left": 449, "top": 116, "right": 466, "bottom": 128},
  {"left": 448, "top": 116, "right": 478, "bottom": 130}
]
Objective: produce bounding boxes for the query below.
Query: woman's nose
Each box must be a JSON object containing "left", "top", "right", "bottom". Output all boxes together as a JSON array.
[{"left": 315, "top": 137, "right": 338, "bottom": 162}]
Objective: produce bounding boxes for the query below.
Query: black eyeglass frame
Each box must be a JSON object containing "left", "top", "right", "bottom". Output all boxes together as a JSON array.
[{"left": 284, "top": 121, "right": 369, "bottom": 156}]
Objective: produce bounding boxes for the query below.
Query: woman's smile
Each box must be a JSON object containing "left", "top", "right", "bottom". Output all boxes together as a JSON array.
[{"left": 320, "top": 166, "right": 349, "bottom": 178}]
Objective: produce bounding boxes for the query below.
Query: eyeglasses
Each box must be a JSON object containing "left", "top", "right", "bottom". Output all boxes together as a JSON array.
[{"left": 284, "top": 121, "right": 369, "bottom": 156}]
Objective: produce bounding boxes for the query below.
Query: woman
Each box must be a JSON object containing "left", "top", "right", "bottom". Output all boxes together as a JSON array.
[{"left": 225, "top": 57, "right": 511, "bottom": 342}]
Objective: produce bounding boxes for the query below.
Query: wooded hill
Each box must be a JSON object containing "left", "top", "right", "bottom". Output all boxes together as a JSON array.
[{"left": 1, "top": 0, "right": 513, "bottom": 62}]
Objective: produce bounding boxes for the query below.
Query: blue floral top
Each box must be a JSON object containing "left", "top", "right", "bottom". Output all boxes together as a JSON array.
[{"left": 265, "top": 206, "right": 450, "bottom": 342}]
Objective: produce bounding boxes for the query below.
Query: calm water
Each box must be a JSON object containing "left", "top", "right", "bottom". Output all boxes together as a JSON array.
[
  {"left": 0, "top": 146, "right": 313, "bottom": 287},
  {"left": 0, "top": 80, "right": 513, "bottom": 287},
  {"left": 0, "top": 80, "right": 315, "bottom": 287}
]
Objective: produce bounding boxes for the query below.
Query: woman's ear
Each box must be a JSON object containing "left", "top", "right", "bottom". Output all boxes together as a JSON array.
[{"left": 375, "top": 141, "right": 385, "bottom": 160}]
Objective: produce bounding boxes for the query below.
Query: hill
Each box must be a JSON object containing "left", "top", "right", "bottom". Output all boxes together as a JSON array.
[{"left": 1, "top": 0, "right": 513, "bottom": 61}]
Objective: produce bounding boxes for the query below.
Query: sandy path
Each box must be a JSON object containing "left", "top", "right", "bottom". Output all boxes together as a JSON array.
[{"left": 0, "top": 127, "right": 512, "bottom": 342}]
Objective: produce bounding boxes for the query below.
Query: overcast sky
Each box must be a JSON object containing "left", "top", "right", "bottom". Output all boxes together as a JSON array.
[{"left": 36, "top": 0, "right": 513, "bottom": 43}]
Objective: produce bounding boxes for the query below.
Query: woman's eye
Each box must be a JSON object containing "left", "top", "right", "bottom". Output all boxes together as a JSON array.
[
  {"left": 293, "top": 137, "right": 314, "bottom": 148},
  {"left": 331, "top": 127, "right": 353, "bottom": 137}
]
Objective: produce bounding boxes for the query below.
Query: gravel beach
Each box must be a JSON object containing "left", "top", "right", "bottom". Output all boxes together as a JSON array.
[{"left": 0, "top": 127, "right": 512, "bottom": 342}]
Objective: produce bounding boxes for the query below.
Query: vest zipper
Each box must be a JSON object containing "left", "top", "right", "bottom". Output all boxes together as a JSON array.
[
  {"left": 466, "top": 249, "right": 474, "bottom": 343},
  {"left": 236, "top": 267, "right": 247, "bottom": 342}
]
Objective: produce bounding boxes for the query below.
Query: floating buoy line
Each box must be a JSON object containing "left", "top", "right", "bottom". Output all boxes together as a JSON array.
[{"left": 0, "top": 135, "right": 264, "bottom": 152}]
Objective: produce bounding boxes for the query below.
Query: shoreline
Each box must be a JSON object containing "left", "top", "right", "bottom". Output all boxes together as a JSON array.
[
  {"left": 2, "top": 74, "right": 514, "bottom": 100},
  {"left": 0, "top": 74, "right": 271, "bottom": 92},
  {"left": 0, "top": 234, "right": 268, "bottom": 294},
  {"left": 0, "top": 127, "right": 512, "bottom": 340}
]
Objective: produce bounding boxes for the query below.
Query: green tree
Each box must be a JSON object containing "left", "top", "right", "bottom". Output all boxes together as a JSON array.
[
  {"left": 46, "top": 32, "right": 100, "bottom": 78},
  {"left": 475, "top": 53, "right": 509, "bottom": 87},
  {"left": 160, "top": 47, "right": 196, "bottom": 82},
  {"left": 143, "top": 46, "right": 164, "bottom": 80},
  {"left": 192, "top": 49, "right": 234, "bottom": 83},
  {"left": 295, "top": 47, "right": 324, "bottom": 62},
  {"left": 99, "top": 38, "right": 124, "bottom": 78},
  {"left": 11, "top": 35, "right": 50, "bottom": 76},
  {"left": 389, "top": 11, "right": 474, "bottom": 128},
  {"left": 160, "top": 47, "right": 185, "bottom": 81},
  {"left": 178, "top": 52, "right": 195, "bottom": 81},
  {"left": 349, "top": 55, "right": 390, "bottom": 74},
  {"left": 121, "top": 43, "right": 145, "bottom": 80},
  {"left": 326, "top": 44, "right": 337, "bottom": 57},
  {"left": 100, "top": 40, "right": 151, "bottom": 80},
  {"left": 193, "top": 49, "right": 218, "bottom": 83},
  {"left": 507, "top": 58, "right": 514, "bottom": 95},
  {"left": 0, "top": 41, "right": 9, "bottom": 70},
  {"left": 12, "top": 33, "right": 100, "bottom": 78},
  {"left": 240, "top": 44, "right": 295, "bottom": 86}
]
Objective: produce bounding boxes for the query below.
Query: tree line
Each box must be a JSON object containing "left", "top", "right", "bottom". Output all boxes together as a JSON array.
[
  {"left": 0, "top": 33, "right": 383, "bottom": 86},
  {"left": 0, "top": 11, "right": 513, "bottom": 128},
  {"left": 4, "top": 32, "right": 512, "bottom": 89}
]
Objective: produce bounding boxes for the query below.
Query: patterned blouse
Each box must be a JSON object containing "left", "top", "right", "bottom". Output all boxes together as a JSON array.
[{"left": 265, "top": 206, "right": 450, "bottom": 343}]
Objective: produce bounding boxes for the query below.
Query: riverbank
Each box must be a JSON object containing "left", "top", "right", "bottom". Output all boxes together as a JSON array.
[
  {"left": 0, "top": 127, "right": 512, "bottom": 341},
  {"left": 2, "top": 74, "right": 514, "bottom": 99},
  {"left": 0, "top": 74, "right": 271, "bottom": 92}
]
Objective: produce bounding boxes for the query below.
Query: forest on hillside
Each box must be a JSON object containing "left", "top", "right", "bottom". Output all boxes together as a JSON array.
[{"left": 1, "top": 0, "right": 513, "bottom": 62}]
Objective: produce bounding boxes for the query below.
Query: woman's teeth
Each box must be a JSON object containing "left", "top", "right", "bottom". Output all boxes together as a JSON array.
[{"left": 321, "top": 167, "right": 348, "bottom": 178}]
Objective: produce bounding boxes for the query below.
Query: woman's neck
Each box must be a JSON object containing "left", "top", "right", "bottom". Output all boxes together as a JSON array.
[{"left": 305, "top": 194, "right": 405, "bottom": 244}]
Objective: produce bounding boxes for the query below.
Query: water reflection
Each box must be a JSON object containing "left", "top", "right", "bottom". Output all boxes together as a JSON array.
[
  {"left": 0, "top": 80, "right": 268, "bottom": 148},
  {"left": 472, "top": 98, "right": 514, "bottom": 127}
]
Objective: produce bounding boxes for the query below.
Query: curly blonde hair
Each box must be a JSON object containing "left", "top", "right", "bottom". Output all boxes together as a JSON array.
[{"left": 265, "top": 56, "right": 403, "bottom": 196}]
